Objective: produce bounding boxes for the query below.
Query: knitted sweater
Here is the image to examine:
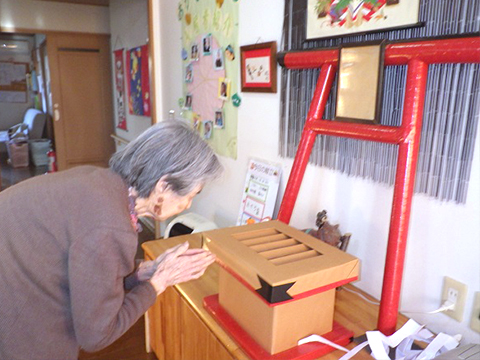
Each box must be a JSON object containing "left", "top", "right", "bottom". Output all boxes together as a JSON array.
[{"left": 0, "top": 166, "right": 157, "bottom": 360}]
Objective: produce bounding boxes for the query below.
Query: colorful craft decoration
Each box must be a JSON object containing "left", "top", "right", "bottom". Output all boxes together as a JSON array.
[
  {"left": 113, "top": 49, "right": 127, "bottom": 130},
  {"left": 127, "top": 45, "right": 151, "bottom": 117},
  {"left": 232, "top": 93, "right": 241, "bottom": 107}
]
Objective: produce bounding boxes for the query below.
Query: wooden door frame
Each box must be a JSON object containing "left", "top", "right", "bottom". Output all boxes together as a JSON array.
[
  {"left": 147, "top": 0, "right": 164, "bottom": 239},
  {"left": 148, "top": 0, "right": 159, "bottom": 125}
]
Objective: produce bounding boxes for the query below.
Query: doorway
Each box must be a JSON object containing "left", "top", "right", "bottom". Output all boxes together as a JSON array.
[{"left": 47, "top": 32, "right": 115, "bottom": 170}]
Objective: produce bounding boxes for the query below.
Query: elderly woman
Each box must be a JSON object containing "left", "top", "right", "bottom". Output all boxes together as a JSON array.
[{"left": 0, "top": 120, "right": 222, "bottom": 360}]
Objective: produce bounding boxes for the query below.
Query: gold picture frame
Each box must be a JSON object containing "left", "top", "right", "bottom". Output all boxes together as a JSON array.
[{"left": 335, "top": 41, "right": 385, "bottom": 124}]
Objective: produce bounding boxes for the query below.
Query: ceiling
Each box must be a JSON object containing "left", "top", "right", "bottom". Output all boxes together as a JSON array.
[{"left": 36, "top": 0, "right": 109, "bottom": 6}]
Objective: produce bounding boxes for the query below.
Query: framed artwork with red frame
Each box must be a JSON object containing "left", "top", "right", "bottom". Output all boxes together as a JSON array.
[{"left": 240, "top": 41, "right": 277, "bottom": 93}]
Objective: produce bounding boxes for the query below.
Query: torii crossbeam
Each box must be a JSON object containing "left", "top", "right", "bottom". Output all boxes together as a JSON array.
[{"left": 277, "top": 36, "right": 480, "bottom": 335}]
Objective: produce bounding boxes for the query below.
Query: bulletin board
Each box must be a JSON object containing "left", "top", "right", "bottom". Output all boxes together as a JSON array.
[
  {"left": 0, "top": 62, "right": 28, "bottom": 103},
  {"left": 179, "top": 0, "right": 239, "bottom": 159}
]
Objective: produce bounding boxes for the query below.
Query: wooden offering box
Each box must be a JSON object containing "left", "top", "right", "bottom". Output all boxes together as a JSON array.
[{"left": 203, "top": 220, "right": 360, "bottom": 355}]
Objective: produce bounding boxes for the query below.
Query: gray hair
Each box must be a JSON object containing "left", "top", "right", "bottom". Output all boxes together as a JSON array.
[{"left": 109, "top": 120, "right": 223, "bottom": 198}]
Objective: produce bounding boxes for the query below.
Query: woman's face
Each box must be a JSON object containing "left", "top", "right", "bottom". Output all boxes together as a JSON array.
[{"left": 144, "top": 183, "right": 202, "bottom": 221}]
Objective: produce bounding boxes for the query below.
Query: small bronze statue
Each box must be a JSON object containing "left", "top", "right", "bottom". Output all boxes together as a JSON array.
[{"left": 307, "top": 210, "right": 351, "bottom": 252}]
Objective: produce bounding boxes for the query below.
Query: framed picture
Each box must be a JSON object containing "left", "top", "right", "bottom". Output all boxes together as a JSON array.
[
  {"left": 214, "top": 109, "right": 224, "bottom": 128},
  {"left": 191, "top": 43, "right": 199, "bottom": 61},
  {"left": 204, "top": 120, "right": 213, "bottom": 140},
  {"left": 334, "top": 41, "right": 385, "bottom": 124},
  {"left": 185, "top": 63, "right": 193, "bottom": 83},
  {"left": 225, "top": 44, "right": 235, "bottom": 61},
  {"left": 184, "top": 93, "right": 193, "bottom": 110},
  {"left": 306, "top": 0, "right": 421, "bottom": 40},
  {"left": 218, "top": 78, "right": 231, "bottom": 100},
  {"left": 240, "top": 41, "right": 277, "bottom": 93},
  {"left": 192, "top": 112, "right": 201, "bottom": 132},
  {"left": 202, "top": 34, "right": 212, "bottom": 55},
  {"left": 213, "top": 48, "right": 224, "bottom": 70}
]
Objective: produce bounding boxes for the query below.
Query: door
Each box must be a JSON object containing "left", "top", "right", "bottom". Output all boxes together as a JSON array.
[{"left": 47, "top": 33, "right": 114, "bottom": 170}]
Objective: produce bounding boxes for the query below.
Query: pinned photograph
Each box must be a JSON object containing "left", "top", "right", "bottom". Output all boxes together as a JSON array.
[
  {"left": 204, "top": 120, "right": 213, "bottom": 140},
  {"left": 191, "top": 43, "right": 199, "bottom": 61},
  {"left": 185, "top": 63, "right": 193, "bottom": 83},
  {"left": 214, "top": 109, "right": 224, "bottom": 128},
  {"left": 184, "top": 93, "right": 193, "bottom": 110},
  {"left": 213, "top": 48, "right": 224, "bottom": 70},
  {"left": 225, "top": 44, "right": 235, "bottom": 61},
  {"left": 192, "top": 113, "right": 201, "bottom": 131},
  {"left": 218, "top": 77, "right": 231, "bottom": 100},
  {"left": 202, "top": 34, "right": 212, "bottom": 55}
]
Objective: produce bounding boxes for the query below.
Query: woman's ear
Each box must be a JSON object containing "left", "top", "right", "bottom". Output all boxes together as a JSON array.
[{"left": 153, "top": 177, "right": 169, "bottom": 195}]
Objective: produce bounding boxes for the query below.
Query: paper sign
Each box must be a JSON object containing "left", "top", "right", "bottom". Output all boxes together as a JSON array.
[{"left": 237, "top": 159, "right": 281, "bottom": 225}]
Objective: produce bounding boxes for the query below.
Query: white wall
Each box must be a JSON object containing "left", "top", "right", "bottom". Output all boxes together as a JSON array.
[
  {"left": 0, "top": 0, "right": 109, "bottom": 34},
  {"left": 109, "top": 0, "right": 151, "bottom": 144},
  {"left": 157, "top": 0, "right": 480, "bottom": 343}
]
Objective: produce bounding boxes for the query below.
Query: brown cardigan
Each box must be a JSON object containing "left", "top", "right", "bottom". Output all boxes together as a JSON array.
[{"left": 0, "top": 166, "right": 156, "bottom": 360}]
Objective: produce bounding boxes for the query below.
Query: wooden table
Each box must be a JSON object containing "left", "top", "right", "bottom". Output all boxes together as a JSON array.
[{"left": 142, "top": 234, "right": 409, "bottom": 360}]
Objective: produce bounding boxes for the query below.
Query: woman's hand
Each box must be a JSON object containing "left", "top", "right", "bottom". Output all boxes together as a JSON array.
[
  {"left": 135, "top": 259, "right": 158, "bottom": 282},
  {"left": 149, "top": 242, "right": 215, "bottom": 295}
]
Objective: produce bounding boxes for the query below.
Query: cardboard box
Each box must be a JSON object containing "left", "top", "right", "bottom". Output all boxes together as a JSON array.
[
  {"left": 7, "top": 140, "right": 29, "bottom": 168},
  {"left": 204, "top": 220, "right": 360, "bottom": 354}
]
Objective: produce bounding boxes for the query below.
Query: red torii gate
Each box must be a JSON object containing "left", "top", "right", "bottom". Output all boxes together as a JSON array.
[{"left": 276, "top": 36, "right": 480, "bottom": 335}]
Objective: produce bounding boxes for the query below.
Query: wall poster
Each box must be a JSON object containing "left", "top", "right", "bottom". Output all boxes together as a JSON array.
[
  {"left": 113, "top": 49, "right": 127, "bottom": 130},
  {"left": 306, "top": 0, "right": 420, "bottom": 40},
  {"left": 179, "top": 0, "right": 239, "bottom": 159},
  {"left": 126, "top": 45, "right": 151, "bottom": 117},
  {"left": 0, "top": 62, "right": 28, "bottom": 103}
]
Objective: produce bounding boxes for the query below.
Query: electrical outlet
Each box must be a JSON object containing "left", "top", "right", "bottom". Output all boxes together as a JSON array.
[
  {"left": 447, "top": 287, "right": 459, "bottom": 303},
  {"left": 441, "top": 277, "right": 468, "bottom": 322},
  {"left": 470, "top": 292, "right": 480, "bottom": 333}
]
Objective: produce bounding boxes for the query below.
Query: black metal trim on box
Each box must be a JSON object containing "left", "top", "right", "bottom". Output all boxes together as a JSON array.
[{"left": 256, "top": 276, "right": 294, "bottom": 304}]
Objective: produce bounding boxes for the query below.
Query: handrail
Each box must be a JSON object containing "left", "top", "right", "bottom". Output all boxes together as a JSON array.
[{"left": 110, "top": 133, "right": 129, "bottom": 145}]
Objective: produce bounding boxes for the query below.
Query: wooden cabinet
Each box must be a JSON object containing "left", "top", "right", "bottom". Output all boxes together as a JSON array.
[
  {"left": 143, "top": 234, "right": 248, "bottom": 360},
  {"left": 147, "top": 286, "right": 236, "bottom": 360}
]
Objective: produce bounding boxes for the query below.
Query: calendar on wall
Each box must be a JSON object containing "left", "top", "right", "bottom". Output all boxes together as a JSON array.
[{"left": 0, "top": 62, "right": 28, "bottom": 103}]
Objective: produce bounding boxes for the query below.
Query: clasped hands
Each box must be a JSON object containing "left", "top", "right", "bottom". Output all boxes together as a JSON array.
[{"left": 137, "top": 242, "right": 215, "bottom": 295}]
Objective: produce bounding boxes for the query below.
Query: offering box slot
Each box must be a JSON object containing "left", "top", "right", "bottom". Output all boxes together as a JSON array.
[
  {"left": 259, "top": 243, "right": 321, "bottom": 263},
  {"left": 241, "top": 233, "right": 290, "bottom": 246},
  {"left": 232, "top": 228, "right": 280, "bottom": 241},
  {"left": 270, "top": 249, "right": 320, "bottom": 265},
  {"left": 249, "top": 238, "right": 298, "bottom": 252}
]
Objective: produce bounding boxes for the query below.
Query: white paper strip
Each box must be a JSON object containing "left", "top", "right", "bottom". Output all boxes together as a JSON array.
[
  {"left": 336, "top": 319, "right": 460, "bottom": 360},
  {"left": 297, "top": 334, "right": 350, "bottom": 352}
]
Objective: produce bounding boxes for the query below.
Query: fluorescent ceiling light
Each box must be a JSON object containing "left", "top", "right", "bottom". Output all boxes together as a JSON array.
[
  {"left": 1, "top": 43, "right": 18, "bottom": 49},
  {"left": 0, "top": 40, "right": 29, "bottom": 54}
]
